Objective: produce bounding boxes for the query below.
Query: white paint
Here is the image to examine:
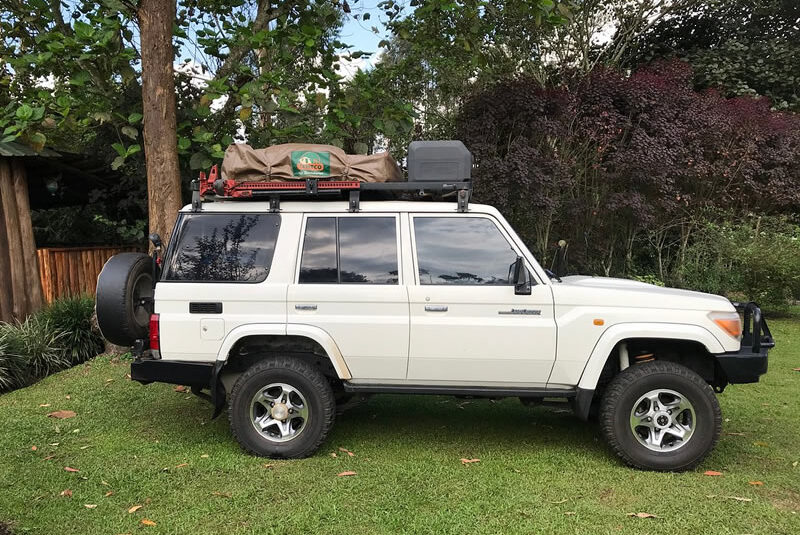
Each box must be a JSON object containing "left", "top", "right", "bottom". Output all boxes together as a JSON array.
[{"left": 156, "top": 201, "right": 744, "bottom": 389}]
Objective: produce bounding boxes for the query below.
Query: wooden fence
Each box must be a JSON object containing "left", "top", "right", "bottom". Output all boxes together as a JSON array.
[{"left": 37, "top": 246, "right": 142, "bottom": 304}]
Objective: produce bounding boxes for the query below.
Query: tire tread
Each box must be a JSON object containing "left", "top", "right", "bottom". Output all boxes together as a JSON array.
[
  {"left": 228, "top": 357, "right": 335, "bottom": 459},
  {"left": 599, "top": 360, "right": 722, "bottom": 472}
]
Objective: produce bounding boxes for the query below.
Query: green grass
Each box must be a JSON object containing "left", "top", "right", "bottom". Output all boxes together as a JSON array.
[{"left": 1, "top": 321, "right": 799, "bottom": 535}]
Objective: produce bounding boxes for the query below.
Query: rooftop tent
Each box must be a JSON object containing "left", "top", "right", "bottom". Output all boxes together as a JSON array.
[{"left": 221, "top": 143, "right": 403, "bottom": 184}]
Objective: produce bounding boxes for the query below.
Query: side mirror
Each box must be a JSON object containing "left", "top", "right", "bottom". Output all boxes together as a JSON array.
[{"left": 513, "top": 256, "right": 531, "bottom": 295}]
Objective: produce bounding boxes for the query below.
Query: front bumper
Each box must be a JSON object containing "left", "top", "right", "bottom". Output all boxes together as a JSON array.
[{"left": 716, "top": 302, "right": 774, "bottom": 384}]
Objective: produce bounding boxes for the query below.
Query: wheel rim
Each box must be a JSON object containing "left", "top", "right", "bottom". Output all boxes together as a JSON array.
[
  {"left": 250, "top": 383, "right": 310, "bottom": 443},
  {"left": 629, "top": 388, "right": 696, "bottom": 452},
  {"left": 132, "top": 272, "right": 153, "bottom": 326}
]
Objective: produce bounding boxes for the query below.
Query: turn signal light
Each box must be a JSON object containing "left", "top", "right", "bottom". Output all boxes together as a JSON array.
[
  {"left": 710, "top": 312, "right": 742, "bottom": 339},
  {"left": 149, "top": 313, "right": 160, "bottom": 351}
]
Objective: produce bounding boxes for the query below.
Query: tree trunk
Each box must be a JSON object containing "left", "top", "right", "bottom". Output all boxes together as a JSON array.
[
  {"left": 0, "top": 158, "right": 28, "bottom": 320},
  {"left": 138, "top": 0, "right": 182, "bottom": 243},
  {"left": 0, "top": 161, "right": 14, "bottom": 323},
  {"left": 12, "top": 160, "right": 44, "bottom": 311},
  {"left": 0, "top": 158, "right": 44, "bottom": 321}
]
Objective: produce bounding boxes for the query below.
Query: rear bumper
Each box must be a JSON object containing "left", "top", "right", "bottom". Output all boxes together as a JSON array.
[
  {"left": 131, "top": 358, "right": 214, "bottom": 388},
  {"left": 716, "top": 302, "right": 774, "bottom": 384}
]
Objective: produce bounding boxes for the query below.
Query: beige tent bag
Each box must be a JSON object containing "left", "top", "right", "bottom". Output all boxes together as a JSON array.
[{"left": 221, "top": 143, "right": 403, "bottom": 183}]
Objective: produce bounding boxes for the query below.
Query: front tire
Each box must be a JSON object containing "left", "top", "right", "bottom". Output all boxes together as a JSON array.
[
  {"left": 600, "top": 360, "right": 721, "bottom": 471},
  {"left": 229, "top": 358, "right": 335, "bottom": 458}
]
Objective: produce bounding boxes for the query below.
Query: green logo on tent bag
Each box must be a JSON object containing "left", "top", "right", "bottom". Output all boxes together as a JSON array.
[{"left": 291, "top": 151, "right": 330, "bottom": 177}]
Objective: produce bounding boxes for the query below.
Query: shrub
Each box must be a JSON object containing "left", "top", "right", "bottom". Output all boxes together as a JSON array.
[
  {"left": 6, "top": 316, "right": 69, "bottom": 381},
  {"left": 0, "top": 326, "right": 26, "bottom": 391},
  {"left": 38, "top": 295, "right": 104, "bottom": 364},
  {"left": 679, "top": 216, "right": 800, "bottom": 312}
]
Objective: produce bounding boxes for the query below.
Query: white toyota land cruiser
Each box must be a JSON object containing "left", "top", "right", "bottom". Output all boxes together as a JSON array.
[{"left": 96, "top": 141, "right": 773, "bottom": 472}]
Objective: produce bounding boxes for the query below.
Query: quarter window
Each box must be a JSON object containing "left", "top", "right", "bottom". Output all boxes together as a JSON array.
[
  {"left": 299, "top": 217, "right": 398, "bottom": 284},
  {"left": 164, "top": 213, "right": 281, "bottom": 282},
  {"left": 414, "top": 217, "right": 518, "bottom": 285}
]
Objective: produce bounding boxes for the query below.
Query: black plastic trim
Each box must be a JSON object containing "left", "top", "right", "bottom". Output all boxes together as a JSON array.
[
  {"left": 189, "top": 302, "right": 223, "bottom": 314},
  {"left": 573, "top": 387, "right": 595, "bottom": 421},
  {"left": 131, "top": 359, "right": 214, "bottom": 388},
  {"left": 343, "top": 383, "right": 576, "bottom": 398},
  {"left": 716, "top": 350, "right": 769, "bottom": 384}
]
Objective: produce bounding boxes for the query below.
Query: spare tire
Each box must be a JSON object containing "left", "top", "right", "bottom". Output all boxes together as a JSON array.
[{"left": 96, "top": 252, "right": 154, "bottom": 347}]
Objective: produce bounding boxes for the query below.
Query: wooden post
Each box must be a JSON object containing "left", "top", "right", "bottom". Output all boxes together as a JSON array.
[
  {"left": 11, "top": 159, "right": 44, "bottom": 311},
  {"left": 0, "top": 158, "right": 28, "bottom": 320}
]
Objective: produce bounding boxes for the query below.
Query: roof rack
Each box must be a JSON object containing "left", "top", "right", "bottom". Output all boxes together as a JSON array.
[{"left": 191, "top": 165, "right": 472, "bottom": 213}]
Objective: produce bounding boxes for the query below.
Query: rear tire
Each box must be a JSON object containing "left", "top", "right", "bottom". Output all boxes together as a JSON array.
[
  {"left": 95, "top": 253, "right": 153, "bottom": 346},
  {"left": 229, "top": 357, "right": 335, "bottom": 458},
  {"left": 600, "top": 360, "right": 721, "bottom": 471}
]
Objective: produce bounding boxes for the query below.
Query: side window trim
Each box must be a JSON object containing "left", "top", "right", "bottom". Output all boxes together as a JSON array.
[
  {"left": 410, "top": 213, "right": 531, "bottom": 287},
  {"left": 297, "top": 214, "right": 401, "bottom": 285}
]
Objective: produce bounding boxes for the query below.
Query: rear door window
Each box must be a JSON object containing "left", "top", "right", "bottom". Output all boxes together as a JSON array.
[
  {"left": 163, "top": 213, "right": 281, "bottom": 282},
  {"left": 299, "top": 216, "right": 398, "bottom": 284}
]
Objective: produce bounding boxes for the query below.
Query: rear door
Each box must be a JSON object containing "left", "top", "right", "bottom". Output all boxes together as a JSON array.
[
  {"left": 156, "top": 212, "right": 285, "bottom": 362},
  {"left": 287, "top": 214, "right": 409, "bottom": 380},
  {"left": 407, "top": 214, "right": 556, "bottom": 385}
]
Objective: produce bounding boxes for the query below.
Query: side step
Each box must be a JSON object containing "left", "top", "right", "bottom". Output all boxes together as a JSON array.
[{"left": 343, "top": 383, "right": 576, "bottom": 398}]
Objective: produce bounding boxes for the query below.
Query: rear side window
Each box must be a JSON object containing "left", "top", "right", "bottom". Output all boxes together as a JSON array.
[
  {"left": 299, "top": 217, "right": 398, "bottom": 284},
  {"left": 164, "top": 213, "right": 281, "bottom": 282},
  {"left": 414, "top": 216, "right": 517, "bottom": 285}
]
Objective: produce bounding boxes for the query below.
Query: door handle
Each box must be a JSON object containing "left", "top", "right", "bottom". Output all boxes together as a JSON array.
[
  {"left": 424, "top": 305, "right": 448, "bottom": 312},
  {"left": 295, "top": 304, "right": 318, "bottom": 311}
]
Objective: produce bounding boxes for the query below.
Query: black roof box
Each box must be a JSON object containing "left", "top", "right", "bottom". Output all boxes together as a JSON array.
[{"left": 407, "top": 140, "right": 472, "bottom": 182}]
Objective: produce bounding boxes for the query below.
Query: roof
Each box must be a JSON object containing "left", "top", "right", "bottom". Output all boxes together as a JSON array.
[
  {"left": 0, "top": 141, "right": 61, "bottom": 158},
  {"left": 181, "top": 200, "right": 502, "bottom": 217}
]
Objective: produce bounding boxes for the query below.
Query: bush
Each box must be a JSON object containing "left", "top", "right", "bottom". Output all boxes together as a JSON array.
[
  {"left": 4, "top": 316, "right": 69, "bottom": 382},
  {"left": 0, "top": 326, "right": 26, "bottom": 391},
  {"left": 38, "top": 295, "right": 104, "bottom": 364},
  {"left": 679, "top": 216, "right": 800, "bottom": 312},
  {"left": 0, "top": 295, "right": 104, "bottom": 392}
]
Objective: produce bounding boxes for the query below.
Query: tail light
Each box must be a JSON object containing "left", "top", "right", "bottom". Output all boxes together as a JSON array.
[{"left": 149, "top": 313, "right": 160, "bottom": 350}]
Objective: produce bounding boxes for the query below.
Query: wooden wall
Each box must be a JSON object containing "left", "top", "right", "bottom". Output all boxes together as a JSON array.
[
  {"left": 0, "top": 157, "right": 44, "bottom": 322},
  {"left": 36, "top": 246, "right": 141, "bottom": 304}
]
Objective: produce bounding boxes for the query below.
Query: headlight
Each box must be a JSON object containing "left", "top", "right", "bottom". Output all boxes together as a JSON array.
[{"left": 709, "top": 311, "right": 742, "bottom": 339}]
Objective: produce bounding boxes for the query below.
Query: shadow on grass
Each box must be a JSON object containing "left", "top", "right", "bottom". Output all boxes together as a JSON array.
[{"left": 124, "top": 388, "right": 606, "bottom": 458}]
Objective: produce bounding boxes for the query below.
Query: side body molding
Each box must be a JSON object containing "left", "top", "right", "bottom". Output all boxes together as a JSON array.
[
  {"left": 576, "top": 323, "right": 726, "bottom": 391},
  {"left": 215, "top": 323, "right": 352, "bottom": 380}
]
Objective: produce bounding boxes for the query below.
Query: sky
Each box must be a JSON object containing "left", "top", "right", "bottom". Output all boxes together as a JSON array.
[{"left": 336, "top": 2, "right": 393, "bottom": 77}]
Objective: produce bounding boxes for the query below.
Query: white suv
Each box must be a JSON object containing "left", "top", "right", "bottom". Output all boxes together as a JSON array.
[{"left": 96, "top": 151, "right": 773, "bottom": 472}]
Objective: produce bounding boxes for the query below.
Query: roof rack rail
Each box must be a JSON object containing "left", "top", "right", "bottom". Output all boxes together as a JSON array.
[{"left": 191, "top": 165, "right": 472, "bottom": 213}]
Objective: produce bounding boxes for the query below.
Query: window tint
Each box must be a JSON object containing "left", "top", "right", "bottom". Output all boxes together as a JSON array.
[
  {"left": 299, "top": 218, "right": 337, "bottom": 283},
  {"left": 414, "top": 217, "right": 517, "bottom": 285},
  {"left": 339, "top": 218, "right": 398, "bottom": 284},
  {"left": 299, "top": 217, "right": 398, "bottom": 284},
  {"left": 164, "top": 213, "right": 280, "bottom": 282}
]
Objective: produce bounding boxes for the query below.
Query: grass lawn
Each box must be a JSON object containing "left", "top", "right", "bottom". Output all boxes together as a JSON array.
[{"left": 1, "top": 320, "right": 799, "bottom": 535}]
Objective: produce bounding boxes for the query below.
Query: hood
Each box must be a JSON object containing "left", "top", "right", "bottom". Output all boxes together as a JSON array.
[{"left": 557, "top": 275, "right": 734, "bottom": 312}]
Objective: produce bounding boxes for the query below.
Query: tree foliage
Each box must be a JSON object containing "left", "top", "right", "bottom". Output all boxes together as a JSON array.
[
  {"left": 631, "top": 0, "right": 800, "bottom": 110},
  {"left": 457, "top": 60, "right": 800, "bottom": 281}
]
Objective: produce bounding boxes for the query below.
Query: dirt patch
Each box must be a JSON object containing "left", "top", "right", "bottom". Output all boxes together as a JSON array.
[
  {"left": 0, "top": 521, "right": 14, "bottom": 535},
  {"left": 598, "top": 487, "right": 616, "bottom": 503},
  {"left": 768, "top": 489, "right": 800, "bottom": 513}
]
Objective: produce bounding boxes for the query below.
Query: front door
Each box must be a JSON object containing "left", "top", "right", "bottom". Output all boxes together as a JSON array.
[
  {"left": 287, "top": 214, "right": 409, "bottom": 381},
  {"left": 407, "top": 214, "right": 556, "bottom": 385}
]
